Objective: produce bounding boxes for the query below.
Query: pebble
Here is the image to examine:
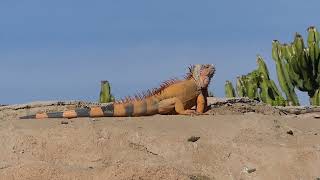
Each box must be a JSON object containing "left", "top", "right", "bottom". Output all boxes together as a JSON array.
[
  {"left": 188, "top": 136, "right": 200, "bottom": 142},
  {"left": 313, "top": 114, "right": 320, "bottom": 119},
  {"left": 287, "top": 130, "right": 294, "bottom": 136},
  {"left": 61, "top": 121, "right": 69, "bottom": 124},
  {"left": 243, "top": 167, "right": 256, "bottom": 174}
]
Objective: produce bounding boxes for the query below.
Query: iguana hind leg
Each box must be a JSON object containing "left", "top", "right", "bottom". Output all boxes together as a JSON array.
[{"left": 158, "top": 97, "right": 196, "bottom": 115}]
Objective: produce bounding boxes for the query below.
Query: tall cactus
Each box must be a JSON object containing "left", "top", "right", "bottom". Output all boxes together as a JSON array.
[
  {"left": 272, "top": 41, "right": 300, "bottom": 105},
  {"left": 311, "top": 89, "right": 320, "bottom": 105},
  {"left": 234, "top": 72, "right": 259, "bottom": 99},
  {"left": 227, "top": 26, "right": 320, "bottom": 106},
  {"left": 99, "top": 80, "right": 115, "bottom": 103},
  {"left": 257, "top": 56, "right": 286, "bottom": 106},
  {"left": 307, "top": 26, "right": 320, "bottom": 79},
  {"left": 225, "top": 81, "right": 236, "bottom": 98},
  {"left": 226, "top": 56, "right": 285, "bottom": 106},
  {"left": 281, "top": 43, "right": 304, "bottom": 89},
  {"left": 274, "top": 26, "right": 320, "bottom": 105},
  {"left": 236, "top": 76, "right": 246, "bottom": 97},
  {"left": 246, "top": 70, "right": 260, "bottom": 99}
]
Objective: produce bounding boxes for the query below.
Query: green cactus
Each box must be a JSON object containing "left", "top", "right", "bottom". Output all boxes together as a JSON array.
[
  {"left": 225, "top": 81, "right": 236, "bottom": 98},
  {"left": 258, "top": 76, "right": 286, "bottom": 106},
  {"left": 306, "top": 27, "right": 320, "bottom": 91},
  {"left": 257, "top": 55, "right": 270, "bottom": 79},
  {"left": 227, "top": 56, "right": 286, "bottom": 106},
  {"left": 246, "top": 70, "right": 260, "bottom": 99},
  {"left": 273, "top": 26, "right": 320, "bottom": 105},
  {"left": 307, "top": 26, "right": 320, "bottom": 75},
  {"left": 228, "top": 26, "right": 320, "bottom": 106},
  {"left": 257, "top": 56, "right": 286, "bottom": 106},
  {"left": 236, "top": 76, "right": 246, "bottom": 97},
  {"left": 258, "top": 74, "right": 274, "bottom": 105},
  {"left": 99, "top": 80, "right": 115, "bottom": 103},
  {"left": 272, "top": 41, "right": 300, "bottom": 105},
  {"left": 281, "top": 43, "right": 304, "bottom": 89},
  {"left": 311, "top": 88, "right": 320, "bottom": 105},
  {"left": 295, "top": 34, "right": 315, "bottom": 94}
]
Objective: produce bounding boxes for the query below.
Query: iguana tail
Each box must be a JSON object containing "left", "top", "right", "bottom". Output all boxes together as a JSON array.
[{"left": 20, "top": 98, "right": 160, "bottom": 119}]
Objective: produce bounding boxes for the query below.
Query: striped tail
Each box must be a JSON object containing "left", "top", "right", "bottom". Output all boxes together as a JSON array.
[
  {"left": 20, "top": 98, "right": 160, "bottom": 119},
  {"left": 20, "top": 104, "right": 115, "bottom": 119}
]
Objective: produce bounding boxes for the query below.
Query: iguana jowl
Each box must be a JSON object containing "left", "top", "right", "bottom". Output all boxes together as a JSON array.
[{"left": 20, "top": 64, "right": 215, "bottom": 119}]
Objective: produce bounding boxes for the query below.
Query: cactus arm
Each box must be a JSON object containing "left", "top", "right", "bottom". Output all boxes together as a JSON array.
[
  {"left": 236, "top": 76, "right": 246, "bottom": 97},
  {"left": 272, "top": 41, "right": 300, "bottom": 105},
  {"left": 311, "top": 89, "right": 320, "bottom": 106},
  {"left": 259, "top": 75, "right": 274, "bottom": 105},
  {"left": 99, "top": 80, "right": 113, "bottom": 103},
  {"left": 307, "top": 27, "right": 320, "bottom": 87},
  {"left": 257, "top": 55, "right": 270, "bottom": 79},
  {"left": 225, "top": 81, "right": 236, "bottom": 98}
]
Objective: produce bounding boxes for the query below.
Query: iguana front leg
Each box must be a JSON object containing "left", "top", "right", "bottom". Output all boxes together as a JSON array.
[{"left": 196, "top": 93, "right": 207, "bottom": 113}]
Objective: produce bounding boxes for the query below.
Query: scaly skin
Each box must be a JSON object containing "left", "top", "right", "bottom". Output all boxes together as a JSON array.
[{"left": 20, "top": 64, "right": 215, "bottom": 119}]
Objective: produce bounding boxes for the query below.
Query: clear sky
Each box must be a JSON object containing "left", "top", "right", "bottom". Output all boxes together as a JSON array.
[{"left": 0, "top": 0, "right": 319, "bottom": 104}]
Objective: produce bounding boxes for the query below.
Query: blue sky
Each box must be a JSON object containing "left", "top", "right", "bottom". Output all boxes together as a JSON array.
[{"left": 0, "top": 0, "right": 319, "bottom": 104}]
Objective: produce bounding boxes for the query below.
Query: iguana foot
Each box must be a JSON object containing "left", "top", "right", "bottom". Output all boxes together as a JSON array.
[{"left": 179, "top": 110, "right": 200, "bottom": 116}]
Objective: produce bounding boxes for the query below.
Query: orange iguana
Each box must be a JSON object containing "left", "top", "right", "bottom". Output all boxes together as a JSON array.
[{"left": 20, "top": 64, "right": 215, "bottom": 119}]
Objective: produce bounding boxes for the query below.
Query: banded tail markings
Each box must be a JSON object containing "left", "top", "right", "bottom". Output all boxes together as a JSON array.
[
  {"left": 101, "top": 104, "right": 114, "bottom": 117},
  {"left": 113, "top": 103, "right": 127, "bottom": 117},
  {"left": 133, "top": 100, "right": 147, "bottom": 116},
  {"left": 46, "top": 112, "right": 64, "bottom": 118},
  {"left": 146, "top": 98, "right": 159, "bottom": 115},
  {"left": 36, "top": 113, "right": 49, "bottom": 119},
  {"left": 89, "top": 107, "right": 104, "bottom": 117},
  {"left": 20, "top": 112, "right": 63, "bottom": 119},
  {"left": 20, "top": 114, "right": 36, "bottom": 119},
  {"left": 125, "top": 103, "right": 134, "bottom": 117},
  {"left": 62, "top": 110, "right": 77, "bottom": 119},
  {"left": 75, "top": 109, "right": 90, "bottom": 117}
]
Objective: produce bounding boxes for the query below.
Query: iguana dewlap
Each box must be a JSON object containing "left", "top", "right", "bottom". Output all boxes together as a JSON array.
[{"left": 20, "top": 64, "right": 215, "bottom": 119}]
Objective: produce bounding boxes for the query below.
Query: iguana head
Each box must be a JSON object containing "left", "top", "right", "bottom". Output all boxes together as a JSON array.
[{"left": 190, "top": 64, "right": 215, "bottom": 89}]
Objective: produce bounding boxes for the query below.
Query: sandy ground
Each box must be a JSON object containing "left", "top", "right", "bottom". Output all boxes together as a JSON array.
[{"left": 0, "top": 100, "right": 320, "bottom": 180}]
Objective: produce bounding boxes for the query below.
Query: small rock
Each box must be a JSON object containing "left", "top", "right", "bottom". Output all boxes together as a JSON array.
[
  {"left": 247, "top": 168, "right": 256, "bottom": 173},
  {"left": 315, "top": 133, "right": 318, "bottom": 135},
  {"left": 243, "top": 167, "right": 256, "bottom": 174},
  {"left": 61, "top": 121, "right": 69, "bottom": 124},
  {"left": 315, "top": 177, "right": 320, "bottom": 180},
  {"left": 188, "top": 136, "right": 200, "bottom": 142},
  {"left": 313, "top": 145, "right": 320, "bottom": 151},
  {"left": 287, "top": 130, "right": 294, "bottom": 136},
  {"left": 91, "top": 118, "right": 100, "bottom": 122},
  {"left": 189, "top": 174, "right": 211, "bottom": 180},
  {"left": 313, "top": 115, "right": 320, "bottom": 119}
]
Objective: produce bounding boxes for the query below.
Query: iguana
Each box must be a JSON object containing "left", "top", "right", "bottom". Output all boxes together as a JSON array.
[{"left": 20, "top": 64, "right": 215, "bottom": 119}]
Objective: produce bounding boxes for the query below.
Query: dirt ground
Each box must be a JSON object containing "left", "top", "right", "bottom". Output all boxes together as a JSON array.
[{"left": 0, "top": 100, "right": 320, "bottom": 180}]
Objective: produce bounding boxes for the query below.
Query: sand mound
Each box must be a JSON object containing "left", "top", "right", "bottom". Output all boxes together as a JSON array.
[{"left": 0, "top": 98, "right": 320, "bottom": 179}]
